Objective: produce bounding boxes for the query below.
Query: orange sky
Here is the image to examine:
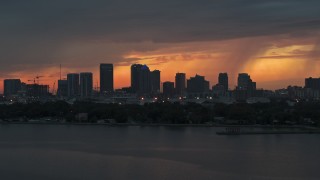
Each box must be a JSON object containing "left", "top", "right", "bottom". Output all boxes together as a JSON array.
[
  {"left": 2, "top": 0, "right": 320, "bottom": 94},
  {"left": 1, "top": 34, "right": 320, "bottom": 93}
]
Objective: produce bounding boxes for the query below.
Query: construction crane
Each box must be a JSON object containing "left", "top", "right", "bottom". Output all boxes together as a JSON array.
[
  {"left": 27, "top": 79, "right": 36, "bottom": 84},
  {"left": 35, "top": 76, "right": 44, "bottom": 84},
  {"left": 27, "top": 76, "right": 44, "bottom": 84}
]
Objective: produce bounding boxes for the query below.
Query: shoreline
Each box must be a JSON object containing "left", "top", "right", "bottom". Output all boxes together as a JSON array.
[
  {"left": 0, "top": 121, "right": 318, "bottom": 129},
  {"left": 216, "top": 129, "right": 320, "bottom": 135}
]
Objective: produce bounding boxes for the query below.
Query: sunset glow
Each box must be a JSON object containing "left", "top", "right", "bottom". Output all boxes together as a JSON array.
[
  {"left": 1, "top": 1, "right": 320, "bottom": 93},
  {"left": 1, "top": 36, "right": 320, "bottom": 92}
]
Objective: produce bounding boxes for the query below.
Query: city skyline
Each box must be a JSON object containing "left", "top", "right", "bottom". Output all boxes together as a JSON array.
[
  {"left": 2, "top": 62, "right": 320, "bottom": 94},
  {"left": 1, "top": 1, "right": 320, "bottom": 179},
  {"left": 1, "top": 1, "right": 320, "bottom": 92}
]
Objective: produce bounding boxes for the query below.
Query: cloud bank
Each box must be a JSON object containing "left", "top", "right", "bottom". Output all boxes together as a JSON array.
[{"left": 0, "top": 0, "right": 320, "bottom": 89}]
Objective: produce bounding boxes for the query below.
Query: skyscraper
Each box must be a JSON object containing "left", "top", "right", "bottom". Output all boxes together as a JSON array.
[
  {"left": 237, "top": 73, "right": 256, "bottom": 91},
  {"left": 80, "top": 72, "right": 93, "bottom": 98},
  {"left": 139, "top": 65, "right": 151, "bottom": 94},
  {"left": 237, "top": 73, "right": 250, "bottom": 90},
  {"left": 151, "top": 70, "right": 161, "bottom": 93},
  {"left": 218, "top": 73, "right": 228, "bottom": 91},
  {"left": 163, "top": 81, "right": 175, "bottom": 97},
  {"left": 100, "top": 63, "right": 113, "bottom": 94},
  {"left": 187, "top": 74, "right": 210, "bottom": 93},
  {"left": 4, "top": 79, "right": 21, "bottom": 96},
  {"left": 305, "top": 77, "right": 320, "bottom": 90},
  {"left": 131, "top": 64, "right": 154, "bottom": 94},
  {"left": 57, "top": 80, "right": 68, "bottom": 97},
  {"left": 67, "top": 73, "right": 80, "bottom": 97},
  {"left": 175, "top": 73, "right": 186, "bottom": 96},
  {"left": 131, "top": 64, "right": 143, "bottom": 93}
]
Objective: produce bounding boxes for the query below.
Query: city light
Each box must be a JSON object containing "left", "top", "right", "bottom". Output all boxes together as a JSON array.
[
  {"left": 1, "top": 2, "right": 319, "bottom": 178},
  {"left": 2, "top": 63, "right": 320, "bottom": 104}
]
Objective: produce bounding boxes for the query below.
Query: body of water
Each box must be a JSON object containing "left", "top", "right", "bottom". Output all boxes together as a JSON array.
[{"left": 0, "top": 124, "right": 319, "bottom": 180}]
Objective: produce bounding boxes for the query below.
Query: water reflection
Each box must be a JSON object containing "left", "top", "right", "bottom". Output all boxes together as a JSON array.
[{"left": 0, "top": 125, "right": 319, "bottom": 180}]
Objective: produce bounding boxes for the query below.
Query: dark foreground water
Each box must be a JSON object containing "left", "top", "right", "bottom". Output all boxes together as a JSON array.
[{"left": 0, "top": 125, "right": 319, "bottom": 180}]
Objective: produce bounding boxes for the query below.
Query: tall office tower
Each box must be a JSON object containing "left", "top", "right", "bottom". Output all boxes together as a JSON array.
[
  {"left": 163, "top": 81, "right": 175, "bottom": 97},
  {"left": 218, "top": 73, "right": 228, "bottom": 91},
  {"left": 237, "top": 73, "right": 250, "bottom": 90},
  {"left": 80, "top": 72, "right": 93, "bottom": 98},
  {"left": 131, "top": 64, "right": 143, "bottom": 93},
  {"left": 4, "top": 79, "right": 21, "bottom": 96},
  {"left": 67, "top": 73, "right": 80, "bottom": 97},
  {"left": 150, "top": 70, "right": 161, "bottom": 93},
  {"left": 237, "top": 73, "right": 256, "bottom": 91},
  {"left": 187, "top": 74, "right": 210, "bottom": 93},
  {"left": 57, "top": 80, "right": 68, "bottom": 97},
  {"left": 139, "top": 65, "right": 151, "bottom": 94},
  {"left": 305, "top": 77, "right": 320, "bottom": 90},
  {"left": 175, "top": 73, "right": 186, "bottom": 96},
  {"left": 100, "top": 63, "right": 114, "bottom": 94}
]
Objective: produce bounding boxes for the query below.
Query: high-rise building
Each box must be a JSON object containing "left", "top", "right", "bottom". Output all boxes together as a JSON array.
[
  {"left": 100, "top": 63, "right": 113, "bottom": 94},
  {"left": 175, "top": 73, "right": 186, "bottom": 96},
  {"left": 163, "top": 81, "right": 175, "bottom": 97},
  {"left": 305, "top": 77, "right": 320, "bottom": 90},
  {"left": 80, "top": 72, "right": 93, "bottom": 98},
  {"left": 151, "top": 70, "right": 161, "bottom": 93},
  {"left": 4, "top": 79, "right": 21, "bottom": 96},
  {"left": 187, "top": 74, "right": 210, "bottom": 93},
  {"left": 218, "top": 73, "right": 228, "bottom": 91},
  {"left": 131, "top": 64, "right": 154, "bottom": 94},
  {"left": 237, "top": 73, "right": 256, "bottom": 91},
  {"left": 139, "top": 65, "right": 151, "bottom": 94},
  {"left": 67, "top": 73, "right": 80, "bottom": 97},
  {"left": 131, "top": 64, "right": 143, "bottom": 93},
  {"left": 237, "top": 73, "right": 250, "bottom": 90},
  {"left": 57, "top": 80, "right": 68, "bottom": 97}
]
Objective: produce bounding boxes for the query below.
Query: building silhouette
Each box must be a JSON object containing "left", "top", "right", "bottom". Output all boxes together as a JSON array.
[
  {"left": 163, "top": 81, "right": 175, "bottom": 97},
  {"left": 237, "top": 73, "right": 256, "bottom": 91},
  {"left": 4, "top": 79, "right": 21, "bottom": 96},
  {"left": 100, "top": 64, "right": 113, "bottom": 94},
  {"left": 131, "top": 64, "right": 155, "bottom": 94},
  {"left": 139, "top": 65, "right": 151, "bottom": 94},
  {"left": 218, "top": 73, "right": 228, "bottom": 91},
  {"left": 305, "top": 77, "right": 320, "bottom": 90},
  {"left": 212, "top": 73, "right": 229, "bottom": 96},
  {"left": 80, "top": 72, "right": 93, "bottom": 98},
  {"left": 187, "top": 74, "right": 210, "bottom": 93},
  {"left": 57, "top": 80, "right": 68, "bottom": 97},
  {"left": 25, "top": 84, "right": 49, "bottom": 97},
  {"left": 131, "top": 64, "right": 143, "bottom": 93},
  {"left": 151, "top": 70, "right": 161, "bottom": 93},
  {"left": 175, "top": 73, "right": 186, "bottom": 96},
  {"left": 235, "top": 73, "right": 257, "bottom": 101},
  {"left": 67, "top": 73, "right": 80, "bottom": 97}
]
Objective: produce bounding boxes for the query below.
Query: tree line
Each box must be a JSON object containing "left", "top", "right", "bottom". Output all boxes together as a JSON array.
[{"left": 0, "top": 99, "right": 319, "bottom": 126}]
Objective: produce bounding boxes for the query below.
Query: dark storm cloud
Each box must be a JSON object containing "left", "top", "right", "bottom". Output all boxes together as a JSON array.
[
  {"left": 0, "top": 0, "right": 320, "bottom": 73},
  {"left": 1, "top": 0, "right": 320, "bottom": 42}
]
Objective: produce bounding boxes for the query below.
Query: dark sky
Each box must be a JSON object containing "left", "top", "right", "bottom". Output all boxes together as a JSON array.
[{"left": 1, "top": 0, "right": 320, "bottom": 89}]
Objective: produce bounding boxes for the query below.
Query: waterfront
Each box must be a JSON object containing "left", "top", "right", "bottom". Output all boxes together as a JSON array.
[{"left": 0, "top": 125, "right": 319, "bottom": 180}]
